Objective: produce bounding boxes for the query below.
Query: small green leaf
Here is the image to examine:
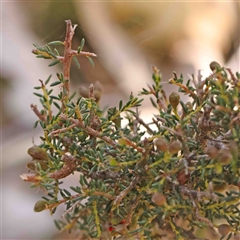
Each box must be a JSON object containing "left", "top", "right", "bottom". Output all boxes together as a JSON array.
[
  {"left": 56, "top": 73, "right": 64, "bottom": 81},
  {"left": 48, "top": 60, "right": 60, "bottom": 67},
  {"left": 119, "top": 100, "right": 123, "bottom": 110},
  {"left": 87, "top": 56, "right": 95, "bottom": 68},
  {"left": 33, "top": 120, "right": 39, "bottom": 128},
  {"left": 150, "top": 97, "right": 157, "bottom": 108},
  {"left": 63, "top": 189, "right": 72, "bottom": 197},
  {"left": 47, "top": 52, "right": 57, "bottom": 58},
  {"left": 69, "top": 186, "right": 82, "bottom": 194},
  {"left": 33, "top": 92, "right": 43, "bottom": 98},
  {"left": 54, "top": 48, "right": 60, "bottom": 56},
  {"left": 33, "top": 43, "right": 40, "bottom": 48},
  {"left": 45, "top": 44, "right": 52, "bottom": 52},
  {"left": 69, "top": 92, "right": 76, "bottom": 101},
  {"left": 48, "top": 41, "right": 64, "bottom": 46},
  {"left": 50, "top": 95, "right": 60, "bottom": 100},
  {"left": 73, "top": 56, "right": 80, "bottom": 69},
  {"left": 53, "top": 101, "right": 61, "bottom": 109},
  {"left": 54, "top": 220, "right": 62, "bottom": 230},
  {"left": 45, "top": 74, "right": 52, "bottom": 85},
  {"left": 78, "top": 38, "right": 85, "bottom": 53},
  {"left": 36, "top": 55, "right": 51, "bottom": 59},
  {"left": 66, "top": 103, "right": 75, "bottom": 109},
  {"left": 34, "top": 86, "right": 41, "bottom": 90},
  {"left": 60, "top": 190, "right": 69, "bottom": 199},
  {"left": 47, "top": 89, "right": 53, "bottom": 95},
  {"left": 50, "top": 81, "right": 62, "bottom": 87}
]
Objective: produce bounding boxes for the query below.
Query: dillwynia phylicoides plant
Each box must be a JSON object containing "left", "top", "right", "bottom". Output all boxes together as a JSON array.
[{"left": 20, "top": 20, "right": 240, "bottom": 240}]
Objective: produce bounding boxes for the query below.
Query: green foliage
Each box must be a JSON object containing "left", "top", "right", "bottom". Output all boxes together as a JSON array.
[{"left": 21, "top": 20, "right": 240, "bottom": 240}]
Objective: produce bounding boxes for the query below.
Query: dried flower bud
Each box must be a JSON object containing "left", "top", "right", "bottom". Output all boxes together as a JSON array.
[
  {"left": 218, "top": 224, "right": 231, "bottom": 236},
  {"left": 26, "top": 162, "right": 36, "bottom": 171},
  {"left": 151, "top": 193, "right": 166, "bottom": 206},
  {"left": 27, "top": 146, "right": 49, "bottom": 161},
  {"left": 229, "top": 140, "right": 238, "bottom": 158},
  {"left": 34, "top": 200, "right": 48, "bottom": 212},
  {"left": 27, "top": 160, "right": 48, "bottom": 171},
  {"left": 218, "top": 149, "right": 232, "bottom": 165},
  {"left": 79, "top": 86, "right": 89, "bottom": 98},
  {"left": 169, "top": 92, "right": 180, "bottom": 109},
  {"left": 169, "top": 140, "right": 182, "bottom": 154},
  {"left": 93, "top": 81, "right": 103, "bottom": 102},
  {"left": 213, "top": 181, "right": 229, "bottom": 192},
  {"left": 209, "top": 61, "right": 221, "bottom": 72},
  {"left": 204, "top": 145, "right": 218, "bottom": 159},
  {"left": 154, "top": 137, "right": 168, "bottom": 152},
  {"left": 94, "top": 81, "right": 103, "bottom": 92},
  {"left": 94, "top": 90, "right": 101, "bottom": 102}
]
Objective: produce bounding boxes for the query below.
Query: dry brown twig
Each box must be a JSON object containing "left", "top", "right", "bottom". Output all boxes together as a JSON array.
[{"left": 30, "top": 104, "right": 46, "bottom": 122}]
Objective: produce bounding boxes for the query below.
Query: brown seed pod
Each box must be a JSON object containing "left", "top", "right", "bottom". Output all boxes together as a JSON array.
[
  {"left": 229, "top": 140, "right": 238, "bottom": 158},
  {"left": 213, "top": 181, "right": 229, "bottom": 192},
  {"left": 154, "top": 137, "right": 168, "bottom": 152},
  {"left": 218, "top": 224, "right": 231, "bottom": 236},
  {"left": 26, "top": 162, "right": 37, "bottom": 171},
  {"left": 218, "top": 149, "right": 232, "bottom": 166},
  {"left": 34, "top": 200, "right": 48, "bottom": 212},
  {"left": 27, "top": 160, "right": 48, "bottom": 171},
  {"left": 94, "top": 81, "right": 103, "bottom": 92},
  {"left": 79, "top": 86, "right": 89, "bottom": 98},
  {"left": 204, "top": 145, "right": 218, "bottom": 159},
  {"left": 94, "top": 90, "right": 102, "bottom": 102},
  {"left": 169, "top": 140, "right": 182, "bottom": 154},
  {"left": 151, "top": 193, "right": 166, "bottom": 206},
  {"left": 27, "top": 146, "right": 49, "bottom": 161},
  {"left": 169, "top": 92, "right": 180, "bottom": 109},
  {"left": 210, "top": 61, "right": 221, "bottom": 72}
]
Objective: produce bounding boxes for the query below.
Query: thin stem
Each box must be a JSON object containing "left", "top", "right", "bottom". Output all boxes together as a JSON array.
[
  {"left": 71, "top": 50, "right": 97, "bottom": 58},
  {"left": 112, "top": 176, "right": 139, "bottom": 211},
  {"left": 62, "top": 20, "right": 77, "bottom": 97},
  {"left": 30, "top": 104, "right": 46, "bottom": 122}
]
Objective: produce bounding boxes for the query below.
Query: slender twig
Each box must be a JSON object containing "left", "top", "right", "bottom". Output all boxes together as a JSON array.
[
  {"left": 226, "top": 67, "right": 237, "bottom": 83},
  {"left": 169, "top": 78, "right": 197, "bottom": 98},
  {"left": 71, "top": 50, "right": 97, "bottom": 58},
  {"left": 20, "top": 154, "right": 79, "bottom": 182},
  {"left": 62, "top": 20, "right": 77, "bottom": 94},
  {"left": 125, "top": 195, "right": 141, "bottom": 227},
  {"left": 30, "top": 104, "right": 46, "bottom": 122},
  {"left": 112, "top": 176, "right": 139, "bottom": 210},
  {"left": 121, "top": 136, "right": 145, "bottom": 153},
  {"left": 133, "top": 112, "right": 154, "bottom": 135}
]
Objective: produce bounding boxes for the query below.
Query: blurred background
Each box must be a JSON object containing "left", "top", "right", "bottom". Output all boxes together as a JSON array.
[{"left": 1, "top": 1, "right": 239, "bottom": 239}]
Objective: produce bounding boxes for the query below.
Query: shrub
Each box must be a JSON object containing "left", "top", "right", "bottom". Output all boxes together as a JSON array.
[{"left": 21, "top": 20, "right": 240, "bottom": 240}]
